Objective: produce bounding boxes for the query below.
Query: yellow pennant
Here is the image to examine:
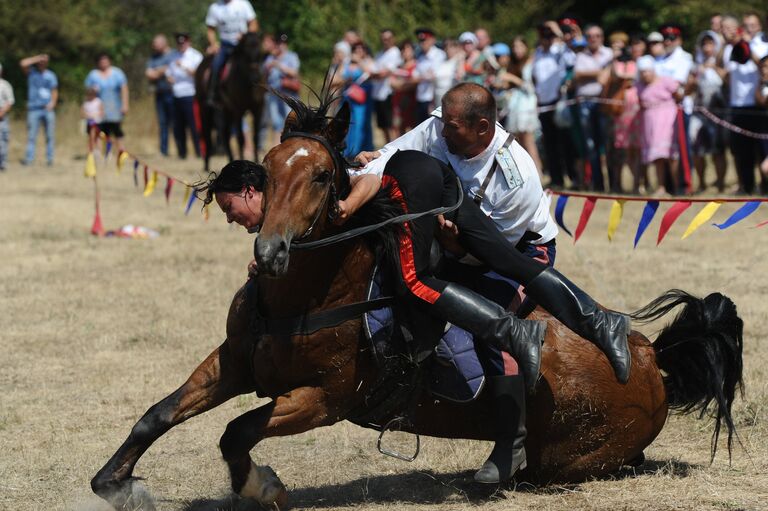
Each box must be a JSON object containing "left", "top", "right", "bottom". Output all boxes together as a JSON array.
[
  {"left": 183, "top": 185, "right": 191, "bottom": 205},
  {"left": 117, "top": 151, "right": 129, "bottom": 174},
  {"left": 143, "top": 171, "right": 158, "bottom": 197},
  {"left": 84, "top": 152, "right": 97, "bottom": 178},
  {"left": 607, "top": 200, "right": 625, "bottom": 241},
  {"left": 681, "top": 201, "right": 722, "bottom": 239}
]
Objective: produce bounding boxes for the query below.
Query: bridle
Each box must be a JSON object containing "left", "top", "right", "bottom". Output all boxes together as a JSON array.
[
  {"left": 276, "top": 131, "right": 464, "bottom": 251},
  {"left": 279, "top": 131, "right": 346, "bottom": 242}
]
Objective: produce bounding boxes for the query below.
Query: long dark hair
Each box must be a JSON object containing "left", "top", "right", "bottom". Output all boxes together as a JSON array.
[{"left": 194, "top": 160, "right": 266, "bottom": 206}]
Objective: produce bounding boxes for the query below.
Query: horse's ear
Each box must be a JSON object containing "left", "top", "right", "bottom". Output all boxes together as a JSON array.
[
  {"left": 324, "top": 101, "right": 350, "bottom": 147},
  {"left": 284, "top": 110, "right": 300, "bottom": 133}
]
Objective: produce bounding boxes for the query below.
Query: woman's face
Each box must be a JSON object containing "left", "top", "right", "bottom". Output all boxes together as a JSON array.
[
  {"left": 402, "top": 44, "right": 414, "bottom": 61},
  {"left": 640, "top": 69, "right": 656, "bottom": 84},
  {"left": 215, "top": 187, "right": 264, "bottom": 231},
  {"left": 630, "top": 40, "right": 646, "bottom": 59},
  {"left": 512, "top": 40, "right": 528, "bottom": 60},
  {"left": 649, "top": 41, "right": 664, "bottom": 57},
  {"left": 611, "top": 40, "right": 626, "bottom": 57},
  {"left": 701, "top": 39, "right": 716, "bottom": 58},
  {"left": 497, "top": 54, "right": 510, "bottom": 67}
]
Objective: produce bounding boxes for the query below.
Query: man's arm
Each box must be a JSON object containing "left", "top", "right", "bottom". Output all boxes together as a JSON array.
[
  {"left": 47, "top": 88, "right": 58, "bottom": 110},
  {"left": 20, "top": 54, "right": 47, "bottom": 75},
  {"left": 334, "top": 174, "right": 382, "bottom": 224},
  {"left": 355, "top": 115, "right": 439, "bottom": 167},
  {"left": 206, "top": 26, "right": 219, "bottom": 54},
  {"left": 121, "top": 83, "right": 129, "bottom": 115}
]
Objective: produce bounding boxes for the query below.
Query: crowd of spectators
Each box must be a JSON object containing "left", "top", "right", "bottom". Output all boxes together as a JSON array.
[{"left": 324, "top": 13, "right": 768, "bottom": 196}]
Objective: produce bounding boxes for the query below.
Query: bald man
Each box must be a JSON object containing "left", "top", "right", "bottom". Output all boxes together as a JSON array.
[{"left": 353, "top": 82, "right": 631, "bottom": 483}]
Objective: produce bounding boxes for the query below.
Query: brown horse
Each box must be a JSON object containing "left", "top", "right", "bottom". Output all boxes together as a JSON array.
[
  {"left": 195, "top": 32, "right": 266, "bottom": 171},
  {"left": 91, "top": 94, "right": 744, "bottom": 509}
]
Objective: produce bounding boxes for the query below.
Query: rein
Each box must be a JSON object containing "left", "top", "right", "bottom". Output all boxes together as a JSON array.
[{"left": 279, "top": 132, "right": 464, "bottom": 251}]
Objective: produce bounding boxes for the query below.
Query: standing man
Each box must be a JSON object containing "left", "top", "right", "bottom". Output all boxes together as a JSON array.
[
  {"left": 264, "top": 34, "right": 301, "bottom": 138},
  {"left": 19, "top": 54, "right": 58, "bottom": 166},
  {"left": 145, "top": 34, "right": 175, "bottom": 156},
  {"left": 0, "top": 63, "right": 14, "bottom": 171},
  {"left": 205, "top": 0, "right": 258, "bottom": 106},
  {"left": 573, "top": 24, "right": 612, "bottom": 190},
  {"left": 370, "top": 29, "right": 402, "bottom": 144},
  {"left": 413, "top": 27, "right": 446, "bottom": 124},
  {"left": 166, "top": 33, "right": 204, "bottom": 159}
]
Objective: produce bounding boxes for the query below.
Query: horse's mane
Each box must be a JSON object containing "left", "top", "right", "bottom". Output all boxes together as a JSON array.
[{"left": 272, "top": 75, "right": 406, "bottom": 270}]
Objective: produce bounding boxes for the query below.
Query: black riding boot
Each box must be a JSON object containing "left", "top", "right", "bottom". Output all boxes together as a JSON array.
[
  {"left": 524, "top": 267, "right": 631, "bottom": 383},
  {"left": 433, "top": 284, "right": 546, "bottom": 392},
  {"left": 474, "top": 375, "right": 528, "bottom": 484}
]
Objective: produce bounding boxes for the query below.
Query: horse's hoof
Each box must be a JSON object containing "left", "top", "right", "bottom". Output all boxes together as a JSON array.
[
  {"left": 92, "top": 477, "right": 156, "bottom": 511},
  {"left": 240, "top": 462, "right": 288, "bottom": 508}
]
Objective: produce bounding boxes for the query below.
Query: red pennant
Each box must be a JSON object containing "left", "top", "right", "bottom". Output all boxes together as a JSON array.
[
  {"left": 574, "top": 197, "right": 597, "bottom": 243},
  {"left": 90, "top": 210, "right": 104, "bottom": 236},
  {"left": 143, "top": 165, "right": 149, "bottom": 186},
  {"left": 164, "top": 177, "right": 174, "bottom": 203},
  {"left": 657, "top": 201, "right": 691, "bottom": 245},
  {"left": 754, "top": 219, "right": 768, "bottom": 229}
]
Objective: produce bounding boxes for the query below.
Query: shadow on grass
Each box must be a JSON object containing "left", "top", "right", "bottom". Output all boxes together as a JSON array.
[{"left": 181, "top": 458, "right": 701, "bottom": 510}]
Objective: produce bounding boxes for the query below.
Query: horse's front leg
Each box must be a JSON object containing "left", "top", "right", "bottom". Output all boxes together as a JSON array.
[
  {"left": 219, "top": 385, "right": 339, "bottom": 508},
  {"left": 91, "top": 340, "right": 254, "bottom": 509}
]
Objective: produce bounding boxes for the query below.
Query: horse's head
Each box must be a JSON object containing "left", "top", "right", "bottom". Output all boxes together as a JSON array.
[
  {"left": 256, "top": 99, "right": 350, "bottom": 277},
  {"left": 234, "top": 32, "right": 263, "bottom": 83}
]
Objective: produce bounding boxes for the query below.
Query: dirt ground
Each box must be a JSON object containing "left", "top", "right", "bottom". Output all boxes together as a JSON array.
[{"left": 1, "top": 107, "right": 766, "bottom": 511}]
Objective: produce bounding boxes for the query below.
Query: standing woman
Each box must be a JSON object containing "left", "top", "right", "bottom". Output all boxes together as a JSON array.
[
  {"left": 636, "top": 55, "right": 683, "bottom": 196},
  {"left": 496, "top": 37, "right": 542, "bottom": 174},
  {"left": 341, "top": 42, "right": 374, "bottom": 158},
  {"left": 85, "top": 53, "right": 129, "bottom": 153}
]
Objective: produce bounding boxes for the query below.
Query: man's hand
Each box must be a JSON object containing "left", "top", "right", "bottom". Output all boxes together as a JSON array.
[
  {"left": 247, "top": 259, "right": 259, "bottom": 279},
  {"left": 354, "top": 150, "right": 381, "bottom": 166},
  {"left": 436, "top": 214, "right": 466, "bottom": 255},
  {"left": 333, "top": 200, "right": 350, "bottom": 226},
  {"left": 206, "top": 43, "right": 220, "bottom": 56}
]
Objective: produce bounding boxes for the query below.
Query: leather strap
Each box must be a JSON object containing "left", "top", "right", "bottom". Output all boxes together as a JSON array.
[
  {"left": 473, "top": 133, "right": 515, "bottom": 206},
  {"left": 257, "top": 297, "right": 394, "bottom": 337}
]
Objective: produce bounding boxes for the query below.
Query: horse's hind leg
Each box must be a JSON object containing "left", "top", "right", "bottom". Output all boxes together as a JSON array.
[
  {"left": 219, "top": 385, "right": 338, "bottom": 507},
  {"left": 91, "top": 340, "right": 255, "bottom": 508}
]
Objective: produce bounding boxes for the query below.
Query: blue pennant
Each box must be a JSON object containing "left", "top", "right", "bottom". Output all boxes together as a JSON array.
[
  {"left": 184, "top": 192, "right": 196, "bottom": 215},
  {"left": 554, "top": 195, "right": 573, "bottom": 237},
  {"left": 634, "top": 201, "right": 659, "bottom": 248},
  {"left": 714, "top": 201, "right": 761, "bottom": 230}
]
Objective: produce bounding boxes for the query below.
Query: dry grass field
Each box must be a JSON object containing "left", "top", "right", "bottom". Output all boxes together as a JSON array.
[{"left": 1, "top": 103, "right": 767, "bottom": 511}]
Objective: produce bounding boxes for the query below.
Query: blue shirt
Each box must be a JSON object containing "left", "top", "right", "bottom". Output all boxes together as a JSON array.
[
  {"left": 146, "top": 52, "right": 175, "bottom": 94},
  {"left": 266, "top": 51, "right": 300, "bottom": 91},
  {"left": 27, "top": 69, "right": 58, "bottom": 110},
  {"left": 85, "top": 67, "right": 128, "bottom": 122}
]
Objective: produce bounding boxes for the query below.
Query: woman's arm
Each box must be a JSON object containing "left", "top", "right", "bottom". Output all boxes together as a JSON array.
[{"left": 334, "top": 174, "right": 381, "bottom": 225}]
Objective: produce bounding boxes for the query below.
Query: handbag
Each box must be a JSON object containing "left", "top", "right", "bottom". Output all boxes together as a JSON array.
[
  {"left": 345, "top": 83, "right": 367, "bottom": 104},
  {"left": 280, "top": 75, "right": 301, "bottom": 93}
]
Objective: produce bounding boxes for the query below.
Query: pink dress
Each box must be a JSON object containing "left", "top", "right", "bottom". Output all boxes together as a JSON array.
[
  {"left": 637, "top": 76, "right": 679, "bottom": 164},
  {"left": 612, "top": 61, "right": 641, "bottom": 150}
]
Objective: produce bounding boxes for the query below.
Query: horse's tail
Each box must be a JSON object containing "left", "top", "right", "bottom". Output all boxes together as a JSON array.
[{"left": 630, "top": 289, "right": 744, "bottom": 462}]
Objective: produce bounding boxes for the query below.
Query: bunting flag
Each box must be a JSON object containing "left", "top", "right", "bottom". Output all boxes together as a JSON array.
[
  {"left": 133, "top": 159, "right": 139, "bottom": 187},
  {"left": 117, "top": 151, "right": 129, "bottom": 174},
  {"left": 183, "top": 185, "right": 191, "bottom": 207},
  {"left": 184, "top": 191, "right": 197, "bottom": 215},
  {"left": 164, "top": 178, "right": 174, "bottom": 203},
  {"left": 143, "top": 171, "right": 158, "bottom": 197},
  {"left": 554, "top": 195, "right": 573, "bottom": 237},
  {"left": 714, "top": 201, "right": 761, "bottom": 229},
  {"left": 574, "top": 197, "right": 597, "bottom": 243},
  {"left": 104, "top": 140, "right": 112, "bottom": 161},
  {"left": 143, "top": 165, "right": 149, "bottom": 187},
  {"left": 755, "top": 219, "right": 768, "bottom": 229},
  {"left": 84, "top": 152, "right": 97, "bottom": 178},
  {"left": 634, "top": 201, "right": 659, "bottom": 248},
  {"left": 607, "top": 200, "right": 625, "bottom": 241},
  {"left": 657, "top": 201, "right": 692, "bottom": 245},
  {"left": 681, "top": 201, "right": 723, "bottom": 239}
]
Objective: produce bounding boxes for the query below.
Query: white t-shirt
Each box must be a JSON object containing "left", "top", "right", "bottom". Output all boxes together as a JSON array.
[
  {"left": 0, "top": 79, "right": 14, "bottom": 110},
  {"left": 532, "top": 43, "right": 567, "bottom": 105},
  {"left": 434, "top": 57, "right": 461, "bottom": 106},
  {"left": 414, "top": 46, "right": 447, "bottom": 103},
  {"left": 166, "top": 47, "right": 204, "bottom": 98},
  {"left": 82, "top": 97, "right": 103, "bottom": 123},
  {"left": 724, "top": 37, "right": 768, "bottom": 107},
  {"left": 371, "top": 46, "right": 402, "bottom": 101},
  {"left": 355, "top": 108, "right": 559, "bottom": 246},
  {"left": 206, "top": 0, "right": 257, "bottom": 45}
]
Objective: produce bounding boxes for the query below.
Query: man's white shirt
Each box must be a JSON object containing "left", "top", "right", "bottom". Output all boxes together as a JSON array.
[
  {"left": 206, "top": 0, "right": 257, "bottom": 45},
  {"left": 371, "top": 46, "right": 402, "bottom": 101},
  {"left": 354, "top": 108, "right": 558, "bottom": 246},
  {"left": 167, "top": 47, "right": 204, "bottom": 97},
  {"left": 414, "top": 46, "right": 446, "bottom": 103}
]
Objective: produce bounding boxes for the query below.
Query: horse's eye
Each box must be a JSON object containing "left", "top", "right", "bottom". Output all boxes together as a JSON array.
[{"left": 313, "top": 170, "right": 331, "bottom": 184}]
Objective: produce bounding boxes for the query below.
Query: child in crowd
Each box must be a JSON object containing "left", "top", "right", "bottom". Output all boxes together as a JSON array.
[{"left": 81, "top": 86, "right": 103, "bottom": 152}]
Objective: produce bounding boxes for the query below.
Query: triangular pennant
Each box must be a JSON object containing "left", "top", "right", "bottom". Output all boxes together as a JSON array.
[
  {"left": 183, "top": 185, "right": 191, "bottom": 207},
  {"left": 657, "top": 201, "right": 692, "bottom": 245},
  {"left": 143, "top": 171, "right": 158, "bottom": 197},
  {"left": 634, "top": 201, "right": 660, "bottom": 248},
  {"left": 84, "top": 152, "right": 97, "bottom": 178},
  {"left": 90, "top": 209, "right": 104, "bottom": 236},
  {"left": 117, "top": 151, "right": 129, "bottom": 174},
  {"left": 682, "top": 201, "right": 722, "bottom": 239},
  {"left": 143, "top": 165, "right": 149, "bottom": 187},
  {"left": 164, "top": 178, "right": 174, "bottom": 203},
  {"left": 184, "top": 191, "right": 196, "bottom": 215},
  {"left": 754, "top": 219, "right": 768, "bottom": 229},
  {"left": 714, "top": 201, "right": 761, "bottom": 229},
  {"left": 554, "top": 195, "right": 573, "bottom": 237},
  {"left": 104, "top": 140, "right": 112, "bottom": 161},
  {"left": 133, "top": 159, "right": 139, "bottom": 187},
  {"left": 607, "top": 200, "right": 625, "bottom": 241},
  {"left": 574, "top": 197, "right": 597, "bottom": 243}
]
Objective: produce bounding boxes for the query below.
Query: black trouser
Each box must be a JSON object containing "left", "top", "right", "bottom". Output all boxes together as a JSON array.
[
  {"left": 173, "top": 96, "right": 201, "bottom": 159},
  {"left": 383, "top": 150, "right": 546, "bottom": 305},
  {"left": 729, "top": 107, "right": 763, "bottom": 194},
  {"left": 539, "top": 107, "right": 575, "bottom": 187}
]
